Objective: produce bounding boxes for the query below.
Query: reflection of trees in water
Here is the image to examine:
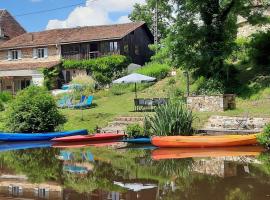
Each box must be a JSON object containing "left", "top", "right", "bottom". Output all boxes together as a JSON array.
[
  {"left": 1, "top": 148, "right": 270, "bottom": 199},
  {"left": 0, "top": 148, "right": 63, "bottom": 183}
]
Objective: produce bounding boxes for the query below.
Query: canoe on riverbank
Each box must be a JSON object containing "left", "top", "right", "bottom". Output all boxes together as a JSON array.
[
  {"left": 151, "top": 146, "right": 264, "bottom": 160},
  {"left": 52, "top": 133, "right": 125, "bottom": 142},
  {"left": 121, "top": 138, "right": 151, "bottom": 144},
  {"left": 151, "top": 134, "right": 259, "bottom": 148},
  {"left": 0, "top": 129, "right": 88, "bottom": 141}
]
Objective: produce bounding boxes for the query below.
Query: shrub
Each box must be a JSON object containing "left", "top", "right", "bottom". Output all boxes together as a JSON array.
[
  {"left": 126, "top": 123, "right": 144, "bottom": 137},
  {"left": 110, "top": 84, "right": 129, "bottom": 96},
  {"left": 136, "top": 62, "right": 170, "bottom": 80},
  {"left": 71, "top": 75, "right": 96, "bottom": 97},
  {"left": 0, "top": 100, "right": 4, "bottom": 111},
  {"left": 145, "top": 100, "right": 194, "bottom": 136},
  {"left": 0, "top": 91, "right": 12, "bottom": 103},
  {"left": 257, "top": 124, "right": 270, "bottom": 147},
  {"left": 197, "top": 77, "right": 225, "bottom": 95},
  {"left": 5, "top": 86, "right": 66, "bottom": 133},
  {"left": 63, "top": 55, "right": 131, "bottom": 85},
  {"left": 168, "top": 78, "right": 176, "bottom": 85}
]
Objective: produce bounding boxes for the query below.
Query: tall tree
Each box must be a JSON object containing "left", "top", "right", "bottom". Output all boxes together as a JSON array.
[
  {"left": 170, "top": 0, "right": 270, "bottom": 89},
  {"left": 129, "top": 0, "right": 174, "bottom": 40}
]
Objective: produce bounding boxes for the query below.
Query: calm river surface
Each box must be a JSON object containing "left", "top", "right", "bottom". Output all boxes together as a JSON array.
[{"left": 0, "top": 141, "right": 269, "bottom": 200}]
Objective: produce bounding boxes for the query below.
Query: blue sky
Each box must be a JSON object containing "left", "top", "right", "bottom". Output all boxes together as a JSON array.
[{"left": 0, "top": 0, "right": 145, "bottom": 32}]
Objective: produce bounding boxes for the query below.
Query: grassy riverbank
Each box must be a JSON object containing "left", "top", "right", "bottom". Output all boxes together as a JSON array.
[{"left": 0, "top": 76, "right": 270, "bottom": 132}]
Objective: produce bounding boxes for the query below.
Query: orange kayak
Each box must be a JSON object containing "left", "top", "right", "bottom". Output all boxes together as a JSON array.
[
  {"left": 151, "top": 134, "right": 259, "bottom": 148},
  {"left": 151, "top": 146, "right": 264, "bottom": 160}
]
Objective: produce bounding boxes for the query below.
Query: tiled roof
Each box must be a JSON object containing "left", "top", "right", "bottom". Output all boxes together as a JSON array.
[
  {"left": 0, "top": 60, "right": 61, "bottom": 71},
  {"left": 0, "top": 22, "right": 146, "bottom": 49},
  {"left": 0, "top": 10, "right": 26, "bottom": 40}
]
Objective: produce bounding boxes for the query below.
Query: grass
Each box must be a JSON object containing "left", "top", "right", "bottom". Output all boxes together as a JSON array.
[{"left": 1, "top": 70, "right": 270, "bottom": 133}]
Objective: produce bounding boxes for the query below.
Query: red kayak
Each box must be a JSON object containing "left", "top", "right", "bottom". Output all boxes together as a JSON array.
[
  {"left": 53, "top": 140, "right": 123, "bottom": 148},
  {"left": 51, "top": 133, "right": 125, "bottom": 142}
]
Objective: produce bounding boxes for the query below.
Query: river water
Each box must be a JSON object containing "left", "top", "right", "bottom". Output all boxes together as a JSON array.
[{"left": 0, "top": 141, "right": 269, "bottom": 200}]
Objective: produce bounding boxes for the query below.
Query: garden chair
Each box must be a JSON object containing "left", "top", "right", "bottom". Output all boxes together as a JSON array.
[
  {"left": 74, "top": 96, "right": 93, "bottom": 109},
  {"left": 70, "top": 95, "right": 86, "bottom": 109},
  {"left": 57, "top": 96, "right": 72, "bottom": 109},
  {"left": 236, "top": 112, "right": 250, "bottom": 130},
  {"left": 57, "top": 96, "right": 68, "bottom": 108}
]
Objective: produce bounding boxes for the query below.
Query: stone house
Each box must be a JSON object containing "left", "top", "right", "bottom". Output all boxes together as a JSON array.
[{"left": 0, "top": 10, "right": 153, "bottom": 94}]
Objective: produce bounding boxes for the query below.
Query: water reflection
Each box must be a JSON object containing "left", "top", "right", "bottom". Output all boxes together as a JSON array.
[{"left": 0, "top": 145, "right": 268, "bottom": 199}]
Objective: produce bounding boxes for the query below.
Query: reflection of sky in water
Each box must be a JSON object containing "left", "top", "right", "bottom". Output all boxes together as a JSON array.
[{"left": 0, "top": 146, "right": 268, "bottom": 199}]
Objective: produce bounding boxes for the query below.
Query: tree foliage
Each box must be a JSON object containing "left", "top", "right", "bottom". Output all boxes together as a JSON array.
[
  {"left": 5, "top": 86, "right": 66, "bottom": 133},
  {"left": 129, "top": 0, "right": 174, "bottom": 40},
  {"left": 63, "top": 55, "right": 130, "bottom": 85}
]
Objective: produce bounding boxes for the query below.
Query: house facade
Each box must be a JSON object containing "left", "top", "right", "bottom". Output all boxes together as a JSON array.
[{"left": 0, "top": 10, "right": 153, "bottom": 94}]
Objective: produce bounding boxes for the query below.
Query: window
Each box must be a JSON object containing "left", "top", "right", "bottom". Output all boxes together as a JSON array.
[
  {"left": 33, "top": 48, "right": 48, "bottom": 59},
  {"left": 12, "top": 50, "right": 18, "bottom": 60},
  {"left": 21, "top": 79, "right": 31, "bottom": 90},
  {"left": 124, "top": 45, "right": 129, "bottom": 54},
  {"left": 37, "top": 48, "right": 45, "bottom": 58},
  {"left": 109, "top": 41, "right": 118, "bottom": 52},
  {"left": 135, "top": 45, "right": 140, "bottom": 55}
]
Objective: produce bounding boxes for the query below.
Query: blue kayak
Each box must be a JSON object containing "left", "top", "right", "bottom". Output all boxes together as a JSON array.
[
  {"left": 0, "top": 129, "right": 88, "bottom": 142},
  {"left": 0, "top": 141, "right": 53, "bottom": 152},
  {"left": 121, "top": 138, "right": 151, "bottom": 144}
]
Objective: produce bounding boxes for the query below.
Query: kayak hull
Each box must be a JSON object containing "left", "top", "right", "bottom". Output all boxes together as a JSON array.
[
  {"left": 0, "top": 130, "right": 88, "bottom": 142},
  {"left": 151, "top": 134, "right": 259, "bottom": 148},
  {"left": 151, "top": 146, "right": 264, "bottom": 160},
  {"left": 121, "top": 138, "right": 151, "bottom": 144},
  {"left": 52, "top": 133, "right": 125, "bottom": 142}
]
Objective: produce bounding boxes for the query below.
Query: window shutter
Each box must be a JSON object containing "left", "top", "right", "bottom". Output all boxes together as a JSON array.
[
  {"left": 18, "top": 50, "right": 22, "bottom": 59},
  {"left": 7, "top": 51, "right": 11, "bottom": 61},
  {"left": 44, "top": 48, "right": 48, "bottom": 58},
  {"left": 33, "top": 48, "right": 37, "bottom": 59}
]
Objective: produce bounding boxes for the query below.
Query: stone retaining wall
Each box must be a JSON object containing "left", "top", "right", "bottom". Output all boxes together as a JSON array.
[
  {"left": 187, "top": 94, "right": 236, "bottom": 112},
  {"left": 204, "top": 115, "right": 270, "bottom": 131}
]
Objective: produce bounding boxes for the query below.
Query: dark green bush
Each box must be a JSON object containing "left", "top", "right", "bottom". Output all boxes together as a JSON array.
[
  {"left": 136, "top": 62, "right": 170, "bottom": 80},
  {"left": 126, "top": 123, "right": 144, "bottom": 137},
  {"left": 197, "top": 77, "right": 225, "bottom": 95},
  {"left": 145, "top": 100, "right": 194, "bottom": 136},
  {"left": 257, "top": 124, "right": 270, "bottom": 147},
  {"left": 0, "top": 91, "right": 12, "bottom": 103},
  {"left": 0, "top": 100, "right": 4, "bottom": 111},
  {"left": 5, "top": 86, "right": 66, "bottom": 133},
  {"left": 63, "top": 55, "right": 130, "bottom": 85}
]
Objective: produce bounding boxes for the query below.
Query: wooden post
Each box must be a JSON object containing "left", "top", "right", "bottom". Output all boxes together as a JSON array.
[{"left": 12, "top": 78, "right": 15, "bottom": 95}]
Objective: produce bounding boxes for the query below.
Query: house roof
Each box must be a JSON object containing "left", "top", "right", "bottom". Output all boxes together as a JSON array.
[
  {"left": 0, "top": 60, "right": 61, "bottom": 71},
  {"left": 0, "top": 22, "right": 147, "bottom": 49},
  {"left": 0, "top": 9, "right": 26, "bottom": 40}
]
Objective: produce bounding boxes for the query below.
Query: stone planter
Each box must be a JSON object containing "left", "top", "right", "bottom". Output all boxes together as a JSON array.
[{"left": 187, "top": 94, "right": 236, "bottom": 112}]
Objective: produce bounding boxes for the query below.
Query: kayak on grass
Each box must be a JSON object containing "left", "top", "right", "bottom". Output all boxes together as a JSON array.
[
  {"left": 121, "top": 137, "right": 151, "bottom": 144},
  {"left": 151, "top": 146, "right": 265, "bottom": 160},
  {"left": 151, "top": 134, "right": 259, "bottom": 148},
  {"left": 51, "top": 133, "right": 125, "bottom": 142},
  {"left": 0, "top": 129, "right": 88, "bottom": 142}
]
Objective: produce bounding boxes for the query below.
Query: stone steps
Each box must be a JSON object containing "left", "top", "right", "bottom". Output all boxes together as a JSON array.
[{"left": 100, "top": 116, "right": 144, "bottom": 134}]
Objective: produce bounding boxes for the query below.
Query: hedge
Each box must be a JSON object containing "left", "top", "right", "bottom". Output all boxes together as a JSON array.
[
  {"left": 135, "top": 63, "right": 170, "bottom": 80},
  {"left": 63, "top": 55, "right": 130, "bottom": 85}
]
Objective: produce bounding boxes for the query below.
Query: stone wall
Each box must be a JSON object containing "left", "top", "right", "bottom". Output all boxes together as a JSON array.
[
  {"left": 187, "top": 94, "right": 236, "bottom": 112},
  {"left": 204, "top": 115, "right": 270, "bottom": 131}
]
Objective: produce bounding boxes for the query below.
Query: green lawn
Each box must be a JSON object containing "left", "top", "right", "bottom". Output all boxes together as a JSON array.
[{"left": 1, "top": 75, "right": 270, "bottom": 132}]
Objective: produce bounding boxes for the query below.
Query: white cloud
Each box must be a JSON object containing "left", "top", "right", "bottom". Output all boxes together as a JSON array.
[
  {"left": 46, "top": 0, "right": 145, "bottom": 30},
  {"left": 116, "top": 15, "right": 131, "bottom": 24}
]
